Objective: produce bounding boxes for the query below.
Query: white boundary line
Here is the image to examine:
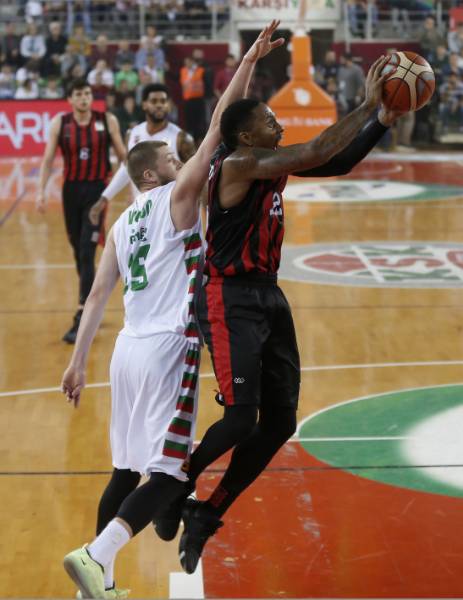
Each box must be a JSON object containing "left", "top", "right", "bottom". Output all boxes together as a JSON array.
[
  {"left": 169, "top": 559, "right": 204, "bottom": 599},
  {"left": 3, "top": 362, "right": 463, "bottom": 398}
]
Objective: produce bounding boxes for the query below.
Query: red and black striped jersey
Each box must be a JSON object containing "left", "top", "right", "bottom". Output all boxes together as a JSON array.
[
  {"left": 205, "top": 144, "right": 287, "bottom": 277},
  {"left": 58, "top": 111, "right": 111, "bottom": 182}
]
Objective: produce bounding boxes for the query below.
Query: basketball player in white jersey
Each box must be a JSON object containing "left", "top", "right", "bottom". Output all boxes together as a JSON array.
[
  {"left": 88, "top": 83, "right": 196, "bottom": 226},
  {"left": 60, "top": 21, "right": 284, "bottom": 599}
]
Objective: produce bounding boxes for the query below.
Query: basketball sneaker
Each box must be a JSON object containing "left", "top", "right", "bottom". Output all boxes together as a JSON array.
[
  {"left": 63, "top": 309, "right": 83, "bottom": 344},
  {"left": 178, "top": 499, "right": 223, "bottom": 574},
  {"left": 63, "top": 545, "right": 105, "bottom": 599},
  {"left": 76, "top": 587, "right": 130, "bottom": 599},
  {"left": 152, "top": 484, "right": 195, "bottom": 541}
]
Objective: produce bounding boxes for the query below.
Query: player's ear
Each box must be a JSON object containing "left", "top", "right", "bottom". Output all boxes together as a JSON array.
[
  {"left": 143, "top": 168, "right": 158, "bottom": 184},
  {"left": 238, "top": 130, "right": 253, "bottom": 146}
]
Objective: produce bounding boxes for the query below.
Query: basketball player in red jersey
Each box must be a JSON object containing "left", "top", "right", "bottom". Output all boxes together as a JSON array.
[
  {"left": 176, "top": 56, "right": 406, "bottom": 573},
  {"left": 37, "top": 78, "right": 126, "bottom": 343}
]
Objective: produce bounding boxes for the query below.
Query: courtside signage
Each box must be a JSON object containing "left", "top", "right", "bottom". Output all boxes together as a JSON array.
[
  {"left": 280, "top": 242, "right": 463, "bottom": 287},
  {"left": 0, "top": 100, "right": 105, "bottom": 157},
  {"left": 231, "top": 0, "right": 340, "bottom": 24}
]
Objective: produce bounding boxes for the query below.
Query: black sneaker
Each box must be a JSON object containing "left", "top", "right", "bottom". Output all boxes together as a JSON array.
[
  {"left": 178, "top": 499, "right": 223, "bottom": 574},
  {"left": 62, "top": 309, "right": 83, "bottom": 344},
  {"left": 152, "top": 482, "right": 195, "bottom": 541}
]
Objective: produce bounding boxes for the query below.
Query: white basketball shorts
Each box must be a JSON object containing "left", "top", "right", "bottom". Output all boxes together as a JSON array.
[{"left": 109, "top": 332, "right": 200, "bottom": 480}]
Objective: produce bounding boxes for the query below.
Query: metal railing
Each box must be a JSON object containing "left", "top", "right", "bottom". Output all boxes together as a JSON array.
[
  {"left": 0, "top": 1, "right": 229, "bottom": 41},
  {"left": 342, "top": 0, "right": 448, "bottom": 49}
]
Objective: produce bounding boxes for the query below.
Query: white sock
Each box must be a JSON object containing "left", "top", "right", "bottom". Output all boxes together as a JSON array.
[
  {"left": 87, "top": 520, "right": 130, "bottom": 573},
  {"left": 104, "top": 558, "right": 115, "bottom": 590}
]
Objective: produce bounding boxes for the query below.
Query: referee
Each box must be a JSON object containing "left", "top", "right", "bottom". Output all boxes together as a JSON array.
[{"left": 38, "top": 78, "right": 126, "bottom": 343}]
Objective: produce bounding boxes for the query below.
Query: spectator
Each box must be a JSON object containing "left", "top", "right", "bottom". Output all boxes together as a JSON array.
[
  {"left": 347, "top": 0, "right": 367, "bottom": 38},
  {"left": 40, "top": 75, "right": 64, "bottom": 98},
  {"left": 433, "top": 44, "right": 449, "bottom": 87},
  {"left": 25, "top": 0, "right": 44, "bottom": 23},
  {"left": 448, "top": 22, "right": 463, "bottom": 54},
  {"left": 248, "top": 65, "right": 275, "bottom": 102},
  {"left": 63, "top": 62, "right": 86, "bottom": 87},
  {"left": 157, "top": 0, "right": 184, "bottom": 38},
  {"left": 61, "top": 44, "right": 87, "bottom": 80},
  {"left": 105, "top": 90, "right": 118, "bottom": 114},
  {"left": 214, "top": 54, "right": 237, "bottom": 98},
  {"left": 115, "top": 93, "right": 144, "bottom": 138},
  {"left": 192, "top": 47, "right": 214, "bottom": 117},
  {"left": 439, "top": 73, "right": 463, "bottom": 131},
  {"left": 114, "top": 40, "right": 135, "bottom": 71},
  {"left": 16, "top": 58, "right": 41, "bottom": 84},
  {"left": 326, "top": 76, "right": 348, "bottom": 116},
  {"left": 66, "top": 0, "right": 92, "bottom": 36},
  {"left": 184, "top": 0, "right": 209, "bottom": 35},
  {"left": 419, "top": 15, "right": 446, "bottom": 62},
  {"left": 0, "top": 64, "right": 16, "bottom": 99},
  {"left": 315, "top": 49, "right": 340, "bottom": 89},
  {"left": 43, "top": 21, "right": 68, "bottom": 77},
  {"left": 138, "top": 54, "right": 165, "bottom": 84},
  {"left": 179, "top": 55, "right": 206, "bottom": 143},
  {"left": 15, "top": 78, "right": 39, "bottom": 99},
  {"left": 1, "top": 22, "right": 21, "bottom": 68},
  {"left": 443, "top": 52, "right": 463, "bottom": 77},
  {"left": 115, "top": 78, "right": 132, "bottom": 105},
  {"left": 89, "top": 34, "right": 116, "bottom": 69},
  {"left": 68, "top": 24, "right": 91, "bottom": 57},
  {"left": 135, "top": 37, "right": 166, "bottom": 72},
  {"left": 88, "top": 58, "right": 115, "bottom": 87},
  {"left": 141, "top": 24, "right": 164, "bottom": 51},
  {"left": 115, "top": 60, "right": 140, "bottom": 91},
  {"left": 338, "top": 52, "right": 365, "bottom": 112},
  {"left": 20, "top": 22, "right": 46, "bottom": 64}
]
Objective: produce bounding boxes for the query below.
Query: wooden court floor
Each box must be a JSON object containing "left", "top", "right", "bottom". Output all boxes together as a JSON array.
[{"left": 2, "top": 153, "right": 463, "bottom": 598}]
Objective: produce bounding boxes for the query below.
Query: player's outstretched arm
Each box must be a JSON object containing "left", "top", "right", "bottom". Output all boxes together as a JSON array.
[
  {"left": 37, "top": 114, "right": 61, "bottom": 213},
  {"left": 293, "top": 106, "right": 407, "bottom": 178},
  {"left": 61, "top": 228, "right": 120, "bottom": 408},
  {"left": 170, "top": 20, "right": 284, "bottom": 231},
  {"left": 225, "top": 56, "right": 391, "bottom": 184}
]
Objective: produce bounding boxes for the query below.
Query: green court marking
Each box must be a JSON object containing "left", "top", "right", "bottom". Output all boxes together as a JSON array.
[
  {"left": 284, "top": 180, "right": 463, "bottom": 204},
  {"left": 298, "top": 384, "right": 463, "bottom": 497}
]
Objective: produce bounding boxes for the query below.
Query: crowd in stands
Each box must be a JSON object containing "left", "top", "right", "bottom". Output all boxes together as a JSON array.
[
  {"left": 2, "top": 1, "right": 463, "bottom": 145},
  {"left": 316, "top": 7, "right": 463, "bottom": 145}
]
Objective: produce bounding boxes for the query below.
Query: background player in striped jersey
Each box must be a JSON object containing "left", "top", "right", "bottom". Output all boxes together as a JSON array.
[
  {"left": 37, "top": 78, "right": 126, "bottom": 343},
  {"left": 59, "top": 21, "right": 283, "bottom": 599},
  {"left": 88, "top": 83, "right": 196, "bottom": 226},
  {"left": 176, "top": 60, "right": 408, "bottom": 573}
]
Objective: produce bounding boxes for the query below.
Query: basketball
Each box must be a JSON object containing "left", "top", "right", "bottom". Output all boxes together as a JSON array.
[{"left": 381, "top": 51, "right": 435, "bottom": 112}]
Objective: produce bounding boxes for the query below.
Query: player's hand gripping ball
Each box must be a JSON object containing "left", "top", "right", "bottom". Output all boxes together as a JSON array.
[{"left": 381, "top": 51, "right": 435, "bottom": 112}]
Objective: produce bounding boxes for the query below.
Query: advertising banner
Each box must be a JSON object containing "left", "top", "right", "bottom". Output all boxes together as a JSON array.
[
  {"left": 0, "top": 100, "right": 105, "bottom": 157},
  {"left": 231, "top": 0, "right": 340, "bottom": 26}
]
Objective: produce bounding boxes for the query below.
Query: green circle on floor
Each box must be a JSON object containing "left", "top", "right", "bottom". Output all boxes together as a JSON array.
[{"left": 298, "top": 384, "right": 463, "bottom": 497}]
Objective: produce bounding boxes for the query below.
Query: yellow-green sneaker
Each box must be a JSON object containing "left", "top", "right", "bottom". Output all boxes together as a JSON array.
[
  {"left": 76, "top": 587, "right": 130, "bottom": 599},
  {"left": 63, "top": 546, "right": 106, "bottom": 599}
]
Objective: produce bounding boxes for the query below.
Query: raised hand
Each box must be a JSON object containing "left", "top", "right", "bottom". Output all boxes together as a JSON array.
[
  {"left": 364, "top": 55, "right": 394, "bottom": 109},
  {"left": 243, "top": 19, "right": 285, "bottom": 64}
]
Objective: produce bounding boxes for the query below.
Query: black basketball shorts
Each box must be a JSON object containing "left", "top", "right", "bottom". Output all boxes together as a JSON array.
[{"left": 196, "top": 274, "right": 300, "bottom": 408}]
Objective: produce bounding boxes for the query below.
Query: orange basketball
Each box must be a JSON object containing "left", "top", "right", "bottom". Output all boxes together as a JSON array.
[{"left": 381, "top": 51, "right": 435, "bottom": 112}]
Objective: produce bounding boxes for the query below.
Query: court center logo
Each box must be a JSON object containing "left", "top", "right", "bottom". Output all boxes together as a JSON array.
[
  {"left": 280, "top": 242, "right": 463, "bottom": 288},
  {"left": 298, "top": 384, "right": 463, "bottom": 498},
  {"left": 284, "top": 180, "right": 463, "bottom": 203}
]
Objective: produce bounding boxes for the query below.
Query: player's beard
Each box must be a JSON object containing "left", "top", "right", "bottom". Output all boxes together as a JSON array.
[{"left": 146, "top": 111, "right": 166, "bottom": 125}]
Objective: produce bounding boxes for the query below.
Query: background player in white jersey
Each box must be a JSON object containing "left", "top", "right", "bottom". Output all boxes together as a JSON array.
[
  {"left": 60, "top": 21, "right": 284, "bottom": 599},
  {"left": 88, "top": 83, "right": 196, "bottom": 226}
]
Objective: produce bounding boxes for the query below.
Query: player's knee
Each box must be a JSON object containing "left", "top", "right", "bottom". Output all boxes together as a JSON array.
[{"left": 223, "top": 405, "right": 257, "bottom": 443}]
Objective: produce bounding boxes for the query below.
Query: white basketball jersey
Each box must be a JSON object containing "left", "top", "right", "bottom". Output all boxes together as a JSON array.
[
  {"left": 113, "top": 181, "right": 203, "bottom": 340},
  {"left": 128, "top": 121, "right": 182, "bottom": 159}
]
